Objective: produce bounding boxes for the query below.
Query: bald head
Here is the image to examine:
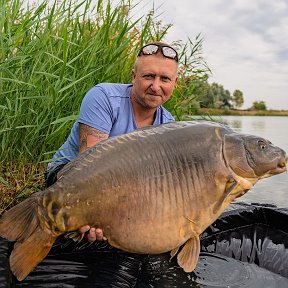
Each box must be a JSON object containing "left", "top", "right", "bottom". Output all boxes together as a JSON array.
[
  {"left": 134, "top": 52, "right": 178, "bottom": 73},
  {"left": 134, "top": 42, "right": 179, "bottom": 71}
]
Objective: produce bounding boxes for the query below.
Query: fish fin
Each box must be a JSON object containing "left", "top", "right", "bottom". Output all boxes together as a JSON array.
[
  {"left": 177, "top": 236, "right": 200, "bottom": 272},
  {"left": 0, "top": 195, "right": 39, "bottom": 242},
  {"left": 170, "top": 246, "right": 180, "bottom": 259},
  {"left": 11, "top": 226, "right": 56, "bottom": 281},
  {"left": 0, "top": 194, "right": 56, "bottom": 281}
]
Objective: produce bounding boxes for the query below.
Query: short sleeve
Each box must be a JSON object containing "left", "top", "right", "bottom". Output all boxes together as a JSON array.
[
  {"left": 161, "top": 107, "right": 175, "bottom": 123},
  {"left": 78, "top": 85, "right": 113, "bottom": 134}
]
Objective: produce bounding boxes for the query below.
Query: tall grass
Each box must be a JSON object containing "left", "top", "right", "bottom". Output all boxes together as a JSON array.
[{"left": 0, "top": 0, "right": 209, "bottom": 206}]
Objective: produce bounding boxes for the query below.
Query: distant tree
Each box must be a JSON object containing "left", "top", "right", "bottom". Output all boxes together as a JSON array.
[
  {"left": 199, "top": 82, "right": 232, "bottom": 109},
  {"left": 251, "top": 101, "right": 267, "bottom": 111},
  {"left": 198, "top": 82, "right": 215, "bottom": 108},
  {"left": 209, "top": 83, "right": 223, "bottom": 108},
  {"left": 218, "top": 88, "right": 232, "bottom": 109},
  {"left": 232, "top": 90, "right": 244, "bottom": 108}
]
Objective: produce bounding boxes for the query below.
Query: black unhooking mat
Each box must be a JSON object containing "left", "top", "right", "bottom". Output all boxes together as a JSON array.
[{"left": 1, "top": 202, "right": 288, "bottom": 287}]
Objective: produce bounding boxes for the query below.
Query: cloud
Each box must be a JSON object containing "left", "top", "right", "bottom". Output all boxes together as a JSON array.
[
  {"left": 139, "top": 0, "right": 288, "bottom": 109},
  {"left": 30, "top": 0, "right": 287, "bottom": 109}
]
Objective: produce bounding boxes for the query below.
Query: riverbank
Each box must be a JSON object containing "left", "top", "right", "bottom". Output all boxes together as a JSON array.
[{"left": 195, "top": 108, "right": 288, "bottom": 116}]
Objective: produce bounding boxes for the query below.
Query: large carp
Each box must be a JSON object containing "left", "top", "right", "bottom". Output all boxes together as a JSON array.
[{"left": 0, "top": 121, "right": 287, "bottom": 281}]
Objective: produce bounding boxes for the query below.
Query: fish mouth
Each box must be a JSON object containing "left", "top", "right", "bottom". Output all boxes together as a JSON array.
[
  {"left": 235, "top": 189, "right": 249, "bottom": 198},
  {"left": 276, "top": 156, "right": 288, "bottom": 173},
  {"left": 261, "top": 156, "right": 288, "bottom": 178}
]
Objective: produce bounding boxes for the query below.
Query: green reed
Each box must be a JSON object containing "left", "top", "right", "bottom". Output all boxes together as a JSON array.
[{"left": 0, "top": 0, "right": 209, "bottom": 166}]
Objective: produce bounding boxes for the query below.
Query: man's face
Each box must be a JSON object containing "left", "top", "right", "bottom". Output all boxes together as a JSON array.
[{"left": 131, "top": 54, "right": 178, "bottom": 109}]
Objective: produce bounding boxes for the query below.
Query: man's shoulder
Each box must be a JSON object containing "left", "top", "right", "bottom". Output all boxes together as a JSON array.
[
  {"left": 95, "top": 83, "right": 132, "bottom": 98},
  {"left": 160, "top": 106, "right": 175, "bottom": 122}
]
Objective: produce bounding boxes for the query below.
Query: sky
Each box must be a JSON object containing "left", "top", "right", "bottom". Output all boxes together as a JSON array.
[
  {"left": 29, "top": 0, "right": 288, "bottom": 110},
  {"left": 134, "top": 0, "right": 288, "bottom": 110}
]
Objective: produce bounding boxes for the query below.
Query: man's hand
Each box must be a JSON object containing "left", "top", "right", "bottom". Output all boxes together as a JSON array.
[{"left": 79, "top": 225, "right": 107, "bottom": 242}]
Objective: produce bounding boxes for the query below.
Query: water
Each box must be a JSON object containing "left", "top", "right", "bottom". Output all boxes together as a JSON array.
[
  {"left": 217, "top": 116, "right": 288, "bottom": 208},
  {"left": 190, "top": 253, "right": 288, "bottom": 288}
]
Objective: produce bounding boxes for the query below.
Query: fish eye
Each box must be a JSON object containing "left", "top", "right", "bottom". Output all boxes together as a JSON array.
[{"left": 258, "top": 140, "right": 266, "bottom": 150}]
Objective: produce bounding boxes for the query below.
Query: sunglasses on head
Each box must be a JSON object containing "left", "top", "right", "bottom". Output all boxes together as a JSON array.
[{"left": 138, "top": 44, "right": 178, "bottom": 62}]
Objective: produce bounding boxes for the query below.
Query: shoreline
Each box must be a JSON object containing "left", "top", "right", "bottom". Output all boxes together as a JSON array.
[{"left": 194, "top": 108, "right": 288, "bottom": 116}]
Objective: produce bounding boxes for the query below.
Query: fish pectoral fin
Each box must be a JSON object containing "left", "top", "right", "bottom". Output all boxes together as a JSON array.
[
  {"left": 10, "top": 226, "right": 56, "bottom": 281},
  {"left": 177, "top": 236, "right": 200, "bottom": 273}
]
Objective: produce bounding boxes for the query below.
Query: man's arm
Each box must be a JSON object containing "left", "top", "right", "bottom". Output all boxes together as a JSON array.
[
  {"left": 79, "top": 123, "right": 109, "bottom": 152},
  {"left": 78, "top": 123, "right": 109, "bottom": 242}
]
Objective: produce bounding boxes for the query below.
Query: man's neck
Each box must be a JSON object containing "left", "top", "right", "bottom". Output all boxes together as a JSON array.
[
  {"left": 131, "top": 99, "right": 157, "bottom": 128},
  {"left": 135, "top": 110, "right": 156, "bottom": 128}
]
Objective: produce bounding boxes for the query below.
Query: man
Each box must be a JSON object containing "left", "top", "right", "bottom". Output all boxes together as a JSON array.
[{"left": 46, "top": 42, "right": 179, "bottom": 242}]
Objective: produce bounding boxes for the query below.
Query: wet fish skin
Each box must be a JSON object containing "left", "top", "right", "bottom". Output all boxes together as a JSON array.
[{"left": 0, "top": 121, "right": 287, "bottom": 281}]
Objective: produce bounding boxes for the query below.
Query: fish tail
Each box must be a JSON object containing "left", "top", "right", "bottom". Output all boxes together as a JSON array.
[
  {"left": 10, "top": 226, "right": 56, "bottom": 281},
  {"left": 0, "top": 195, "right": 56, "bottom": 281},
  {"left": 0, "top": 195, "right": 39, "bottom": 242}
]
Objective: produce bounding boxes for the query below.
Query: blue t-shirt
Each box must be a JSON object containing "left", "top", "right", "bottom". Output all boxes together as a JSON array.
[{"left": 49, "top": 83, "right": 174, "bottom": 168}]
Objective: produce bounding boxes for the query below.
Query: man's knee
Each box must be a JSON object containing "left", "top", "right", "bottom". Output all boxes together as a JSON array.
[{"left": 45, "top": 163, "right": 66, "bottom": 187}]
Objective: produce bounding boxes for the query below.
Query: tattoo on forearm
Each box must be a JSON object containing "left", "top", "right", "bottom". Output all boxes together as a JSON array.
[{"left": 79, "top": 123, "right": 108, "bottom": 152}]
